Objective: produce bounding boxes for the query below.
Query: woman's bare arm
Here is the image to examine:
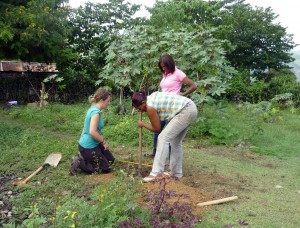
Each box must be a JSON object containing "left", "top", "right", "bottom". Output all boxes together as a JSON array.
[
  {"left": 181, "top": 77, "right": 197, "bottom": 96},
  {"left": 138, "top": 106, "right": 161, "bottom": 133}
]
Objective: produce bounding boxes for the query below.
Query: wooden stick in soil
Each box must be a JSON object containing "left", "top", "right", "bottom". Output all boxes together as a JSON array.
[
  {"left": 138, "top": 112, "right": 143, "bottom": 177},
  {"left": 197, "top": 196, "right": 238, "bottom": 206},
  {"left": 118, "top": 160, "right": 152, "bottom": 167}
]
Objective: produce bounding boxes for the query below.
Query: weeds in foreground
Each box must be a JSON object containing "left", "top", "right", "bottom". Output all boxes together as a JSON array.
[
  {"left": 16, "top": 172, "right": 197, "bottom": 228},
  {"left": 142, "top": 176, "right": 197, "bottom": 228},
  {"left": 2, "top": 102, "right": 300, "bottom": 227}
]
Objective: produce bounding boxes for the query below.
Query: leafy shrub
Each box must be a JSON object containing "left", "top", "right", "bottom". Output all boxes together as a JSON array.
[
  {"left": 188, "top": 102, "right": 239, "bottom": 145},
  {"left": 187, "top": 117, "right": 209, "bottom": 138},
  {"left": 243, "top": 101, "right": 273, "bottom": 113},
  {"left": 188, "top": 101, "right": 270, "bottom": 146},
  {"left": 264, "top": 70, "right": 300, "bottom": 105},
  {"left": 271, "top": 93, "right": 294, "bottom": 108},
  {"left": 241, "top": 101, "right": 282, "bottom": 124},
  {"left": 206, "top": 119, "right": 239, "bottom": 145},
  {"left": 226, "top": 71, "right": 250, "bottom": 101},
  {"left": 103, "top": 114, "right": 153, "bottom": 147},
  {"left": 267, "top": 71, "right": 298, "bottom": 93},
  {"left": 120, "top": 176, "right": 198, "bottom": 228},
  {"left": 226, "top": 71, "right": 268, "bottom": 103},
  {"left": 246, "top": 80, "right": 268, "bottom": 103}
]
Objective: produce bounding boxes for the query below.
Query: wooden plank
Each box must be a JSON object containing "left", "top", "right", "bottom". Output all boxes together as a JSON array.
[{"left": 197, "top": 196, "right": 238, "bottom": 206}]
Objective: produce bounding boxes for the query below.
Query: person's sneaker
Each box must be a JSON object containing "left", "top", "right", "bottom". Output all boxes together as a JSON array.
[
  {"left": 163, "top": 171, "right": 172, "bottom": 177},
  {"left": 143, "top": 175, "right": 157, "bottom": 182},
  {"left": 69, "top": 156, "right": 80, "bottom": 176},
  {"left": 163, "top": 171, "right": 182, "bottom": 179}
]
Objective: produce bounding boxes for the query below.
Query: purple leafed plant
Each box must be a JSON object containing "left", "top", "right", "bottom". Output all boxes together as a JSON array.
[
  {"left": 119, "top": 176, "right": 198, "bottom": 228},
  {"left": 145, "top": 176, "right": 198, "bottom": 228}
]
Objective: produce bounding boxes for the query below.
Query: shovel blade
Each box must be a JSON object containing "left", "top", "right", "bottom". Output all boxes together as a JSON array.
[{"left": 44, "top": 152, "right": 62, "bottom": 167}]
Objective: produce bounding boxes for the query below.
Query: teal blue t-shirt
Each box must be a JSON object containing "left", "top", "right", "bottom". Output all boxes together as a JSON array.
[{"left": 78, "top": 105, "right": 104, "bottom": 149}]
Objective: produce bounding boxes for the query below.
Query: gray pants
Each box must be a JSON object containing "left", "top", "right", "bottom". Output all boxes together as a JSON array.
[{"left": 150, "top": 101, "right": 198, "bottom": 177}]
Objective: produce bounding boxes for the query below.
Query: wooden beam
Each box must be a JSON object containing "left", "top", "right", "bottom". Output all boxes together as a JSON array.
[{"left": 197, "top": 196, "right": 238, "bottom": 206}]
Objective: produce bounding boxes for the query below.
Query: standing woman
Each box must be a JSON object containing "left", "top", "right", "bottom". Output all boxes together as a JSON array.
[
  {"left": 145, "top": 54, "right": 197, "bottom": 158},
  {"left": 69, "top": 89, "right": 115, "bottom": 175},
  {"left": 132, "top": 91, "right": 198, "bottom": 182}
]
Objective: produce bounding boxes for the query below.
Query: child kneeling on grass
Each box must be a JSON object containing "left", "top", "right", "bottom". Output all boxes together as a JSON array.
[{"left": 69, "top": 88, "right": 115, "bottom": 175}]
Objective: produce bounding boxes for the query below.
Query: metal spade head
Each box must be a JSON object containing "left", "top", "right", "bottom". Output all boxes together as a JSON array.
[{"left": 44, "top": 152, "right": 62, "bottom": 167}]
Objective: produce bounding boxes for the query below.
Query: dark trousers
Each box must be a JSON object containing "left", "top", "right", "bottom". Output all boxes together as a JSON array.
[{"left": 78, "top": 144, "right": 115, "bottom": 174}]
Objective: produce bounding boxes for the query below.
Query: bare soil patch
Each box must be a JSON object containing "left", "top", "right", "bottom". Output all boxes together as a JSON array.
[
  {"left": 0, "top": 175, "right": 18, "bottom": 224},
  {"left": 85, "top": 171, "right": 211, "bottom": 218},
  {"left": 84, "top": 149, "right": 254, "bottom": 219}
]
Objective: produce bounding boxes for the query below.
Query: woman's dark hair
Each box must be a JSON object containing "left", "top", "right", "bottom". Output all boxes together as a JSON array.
[
  {"left": 158, "top": 54, "right": 176, "bottom": 74},
  {"left": 131, "top": 90, "right": 147, "bottom": 108}
]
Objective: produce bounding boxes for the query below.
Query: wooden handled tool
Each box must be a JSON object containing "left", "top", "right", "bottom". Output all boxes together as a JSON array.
[
  {"left": 197, "top": 196, "right": 238, "bottom": 206},
  {"left": 138, "top": 112, "right": 142, "bottom": 177},
  {"left": 14, "top": 152, "right": 62, "bottom": 186}
]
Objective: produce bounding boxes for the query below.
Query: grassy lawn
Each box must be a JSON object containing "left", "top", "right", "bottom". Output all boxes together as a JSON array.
[{"left": 0, "top": 101, "right": 299, "bottom": 227}]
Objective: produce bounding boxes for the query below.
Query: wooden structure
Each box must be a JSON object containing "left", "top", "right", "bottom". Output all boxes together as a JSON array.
[
  {"left": 0, "top": 61, "right": 58, "bottom": 75},
  {"left": 0, "top": 61, "right": 58, "bottom": 102}
]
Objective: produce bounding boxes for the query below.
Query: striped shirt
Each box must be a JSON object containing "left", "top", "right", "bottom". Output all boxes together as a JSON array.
[{"left": 147, "top": 92, "right": 191, "bottom": 121}]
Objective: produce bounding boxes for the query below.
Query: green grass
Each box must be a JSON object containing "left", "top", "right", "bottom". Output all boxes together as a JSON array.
[
  {"left": 182, "top": 146, "right": 300, "bottom": 227},
  {"left": 1, "top": 101, "right": 300, "bottom": 227},
  {"left": 251, "top": 111, "right": 300, "bottom": 158}
]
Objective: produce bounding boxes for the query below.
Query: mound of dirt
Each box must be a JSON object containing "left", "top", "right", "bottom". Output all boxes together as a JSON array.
[
  {"left": 143, "top": 177, "right": 210, "bottom": 218},
  {"left": 85, "top": 173, "right": 211, "bottom": 218}
]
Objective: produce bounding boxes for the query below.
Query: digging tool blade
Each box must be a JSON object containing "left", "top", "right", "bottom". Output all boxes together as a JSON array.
[
  {"left": 14, "top": 152, "right": 62, "bottom": 186},
  {"left": 44, "top": 152, "right": 62, "bottom": 167}
]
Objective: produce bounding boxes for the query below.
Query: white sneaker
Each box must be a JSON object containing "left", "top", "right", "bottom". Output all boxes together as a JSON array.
[
  {"left": 163, "top": 172, "right": 182, "bottom": 179},
  {"left": 143, "top": 175, "right": 157, "bottom": 182}
]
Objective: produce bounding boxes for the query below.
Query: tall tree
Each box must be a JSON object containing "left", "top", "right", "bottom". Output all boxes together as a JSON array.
[
  {"left": 101, "top": 25, "right": 236, "bottom": 105},
  {"left": 216, "top": 2, "right": 296, "bottom": 75},
  {"left": 67, "top": 0, "right": 144, "bottom": 84},
  {"left": 148, "top": 0, "right": 297, "bottom": 75},
  {"left": 0, "top": 0, "right": 72, "bottom": 63}
]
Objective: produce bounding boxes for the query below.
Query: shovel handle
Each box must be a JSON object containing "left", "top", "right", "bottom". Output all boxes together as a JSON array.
[
  {"left": 138, "top": 112, "right": 142, "bottom": 176},
  {"left": 14, "top": 164, "right": 47, "bottom": 186}
]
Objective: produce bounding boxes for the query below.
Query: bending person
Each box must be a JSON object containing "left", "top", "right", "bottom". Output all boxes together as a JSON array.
[
  {"left": 132, "top": 90, "right": 198, "bottom": 182},
  {"left": 69, "top": 89, "right": 115, "bottom": 175}
]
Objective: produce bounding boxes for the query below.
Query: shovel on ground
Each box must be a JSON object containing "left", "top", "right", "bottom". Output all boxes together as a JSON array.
[{"left": 14, "top": 152, "right": 62, "bottom": 186}]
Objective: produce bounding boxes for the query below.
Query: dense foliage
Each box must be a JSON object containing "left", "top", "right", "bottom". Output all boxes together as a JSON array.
[
  {"left": 67, "top": 0, "right": 143, "bottom": 84},
  {"left": 216, "top": 1, "right": 296, "bottom": 74},
  {"left": 0, "top": 0, "right": 299, "bottom": 104},
  {"left": 102, "top": 25, "right": 236, "bottom": 106},
  {"left": 149, "top": 0, "right": 296, "bottom": 74},
  {"left": 0, "top": 0, "right": 72, "bottom": 63}
]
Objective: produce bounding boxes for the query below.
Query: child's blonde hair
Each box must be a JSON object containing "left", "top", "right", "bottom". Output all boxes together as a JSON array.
[{"left": 89, "top": 89, "right": 111, "bottom": 103}]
